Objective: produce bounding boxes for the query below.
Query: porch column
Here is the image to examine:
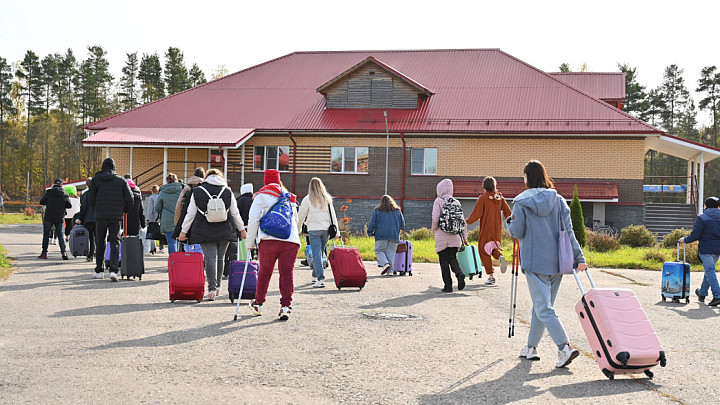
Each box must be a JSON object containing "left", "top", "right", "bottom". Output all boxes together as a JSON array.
[
  {"left": 163, "top": 147, "right": 168, "bottom": 185},
  {"left": 686, "top": 160, "right": 693, "bottom": 204},
  {"left": 184, "top": 148, "right": 188, "bottom": 182},
  {"left": 240, "top": 144, "right": 245, "bottom": 185},
  {"left": 207, "top": 148, "right": 212, "bottom": 170},
  {"left": 699, "top": 153, "right": 705, "bottom": 214},
  {"left": 129, "top": 147, "right": 134, "bottom": 178},
  {"left": 223, "top": 148, "right": 228, "bottom": 179}
]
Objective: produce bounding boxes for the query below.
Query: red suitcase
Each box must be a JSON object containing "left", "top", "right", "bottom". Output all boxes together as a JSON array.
[
  {"left": 329, "top": 240, "right": 367, "bottom": 290},
  {"left": 168, "top": 251, "right": 205, "bottom": 302},
  {"left": 573, "top": 269, "right": 666, "bottom": 379}
]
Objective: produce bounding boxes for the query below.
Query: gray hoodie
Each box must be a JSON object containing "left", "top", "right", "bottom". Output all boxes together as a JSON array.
[{"left": 507, "top": 188, "right": 585, "bottom": 275}]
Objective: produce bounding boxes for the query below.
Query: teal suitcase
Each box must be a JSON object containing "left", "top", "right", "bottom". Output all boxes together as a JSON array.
[{"left": 457, "top": 244, "right": 482, "bottom": 280}]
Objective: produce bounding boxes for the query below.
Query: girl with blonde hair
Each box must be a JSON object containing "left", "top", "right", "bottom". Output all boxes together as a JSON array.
[{"left": 297, "top": 177, "right": 339, "bottom": 288}]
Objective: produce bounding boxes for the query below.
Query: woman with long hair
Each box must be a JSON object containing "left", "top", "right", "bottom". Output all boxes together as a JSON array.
[
  {"left": 367, "top": 195, "right": 405, "bottom": 275},
  {"left": 507, "top": 160, "right": 586, "bottom": 368},
  {"left": 297, "top": 177, "right": 339, "bottom": 288}
]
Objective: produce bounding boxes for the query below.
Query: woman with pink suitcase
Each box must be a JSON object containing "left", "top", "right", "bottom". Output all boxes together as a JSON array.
[{"left": 507, "top": 160, "right": 587, "bottom": 368}]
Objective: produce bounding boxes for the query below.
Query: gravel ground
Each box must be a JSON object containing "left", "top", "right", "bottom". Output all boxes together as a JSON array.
[{"left": 0, "top": 224, "right": 717, "bottom": 404}]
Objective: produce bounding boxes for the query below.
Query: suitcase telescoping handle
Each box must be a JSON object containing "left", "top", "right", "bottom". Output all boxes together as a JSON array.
[
  {"left": 677, "top": 242, "right": 686, "bottom": 263},
  {"left": 572, "top": 268, "right": 597, "bottom": 296},
  {"left": 331, "top": 239, "right": 345, "bottom": 249}
]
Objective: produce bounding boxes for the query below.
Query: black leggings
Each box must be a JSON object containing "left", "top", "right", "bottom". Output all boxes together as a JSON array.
[{"left": 438, "top": 247, "right": 464, "bottom": 289}]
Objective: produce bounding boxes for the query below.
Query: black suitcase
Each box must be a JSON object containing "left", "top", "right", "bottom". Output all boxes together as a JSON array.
[
  {"left": 69, "top": 224, "right": 90, "bottom": 257},
  {"left": 120, "top": 215, "right": 145, "bottom": 280}
]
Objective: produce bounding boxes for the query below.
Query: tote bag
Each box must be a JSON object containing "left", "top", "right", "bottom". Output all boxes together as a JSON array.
[{"left": 557, "top": 196, "right": 574, "bottom": 274}]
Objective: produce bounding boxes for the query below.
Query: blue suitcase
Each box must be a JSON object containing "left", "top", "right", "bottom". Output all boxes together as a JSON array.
[{"left": 661, "top": 243, "right": 691, "bottom": 303}]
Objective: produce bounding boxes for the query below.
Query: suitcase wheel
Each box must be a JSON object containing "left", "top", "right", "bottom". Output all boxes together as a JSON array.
[
  {"left": 685, "top": 297, "right": 690, "bottom": 303},
  {"left": 230, "top": 298, "right": 234, "bottom": 303},
  {"left": 644, "top": 370, "right": 654, "bottom": 379},
  {"left": 393, "top": 271, "right": 397, "bottom": 275},
  {"left": 359, "top": 286, "right": 363, "bottom": 290},
  {"left": 337, "top": 287, "right": 341, "bottom": 290},
  {"left": 171, "top": 300, "right": 176, "bottom": 303},
  {"left": 602, "top": 369, "right": 614, "bottom": 380},
  {"left": 409, "top": 272, "right": 413, "bottom": 276},
  {"left": 469, "top": 274, "right": 473, "bottom": 280},
  {"left": 661, "top": 295, "right": 666, "bottom": 302}
]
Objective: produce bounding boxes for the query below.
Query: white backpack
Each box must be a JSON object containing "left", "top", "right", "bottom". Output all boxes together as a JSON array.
[{"left": 198, "top": 185, "right": 228, "bottom": 223}]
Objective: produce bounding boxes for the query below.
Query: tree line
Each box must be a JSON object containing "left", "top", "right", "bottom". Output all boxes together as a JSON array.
[{"left": 0, "top": 45, "right": 216, "bottom": 203}]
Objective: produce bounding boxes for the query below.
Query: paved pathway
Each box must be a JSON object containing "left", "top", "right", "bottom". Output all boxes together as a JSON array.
[{"left": 0, "top": 224, "right": 717, "bottom": 404}]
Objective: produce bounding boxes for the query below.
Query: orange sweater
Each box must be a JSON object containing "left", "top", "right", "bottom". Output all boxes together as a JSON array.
[{"left": 466, "top": 191, "right": 512, "bottom": 244}]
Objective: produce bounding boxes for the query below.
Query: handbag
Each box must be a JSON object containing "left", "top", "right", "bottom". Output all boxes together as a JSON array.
[
  {"left": 146, "top": 222, "right": 162, "bottom": 240},
  {"left": 557, "top": 196, "right": 574, "bottom": 274},
  {"left": 396, "top": 241, "right": 408, "bottom": 253},
  {"left": 327, "top": 204, "right": 337, "bottom": 239}
]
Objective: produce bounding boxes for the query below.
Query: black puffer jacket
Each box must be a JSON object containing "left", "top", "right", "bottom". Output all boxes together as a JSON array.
[
  {"left": 39, "top": 185, "right": 71, "bottom": 223},
  {"left": 75, "top": 191, "right": 95, "bottom": 224},
  {"left": 188, "top": 182, "right": 236, "bottom": 244},
  {"left": 125, "top": 188, "right": 146, "bottom": 236},
  {"left": 88, "top": 158, "right": 133, "bottom": 221},
  {"left": 237, "top": 192, "right": 253, "bottom": 225}
]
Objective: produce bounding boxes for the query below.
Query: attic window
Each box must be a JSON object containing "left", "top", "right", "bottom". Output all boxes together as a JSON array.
[{"left": 369, "top": 71, "right": 375, "bottom": 75}]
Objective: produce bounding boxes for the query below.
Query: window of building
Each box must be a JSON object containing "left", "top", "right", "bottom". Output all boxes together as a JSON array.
[
  {"left": 331, "top": 147, "right": 369, "bottom": 173},
  {"left": 411, "top": 148, "right": 437, "bottom": 175},
  {"left": 253, "top": 146, "right": 290, "bottom": 171}
]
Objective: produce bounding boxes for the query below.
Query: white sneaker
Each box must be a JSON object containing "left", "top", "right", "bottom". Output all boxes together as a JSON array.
[
  {"left": 278, "top": 306, "right": 291, "bottom": 321},
  {"left": 314, "top": 279, "right": 325, "bottom": 288},
  {"left": 249, "top": 300, "right": 262, "bottom": 316},
  {"left": 499, "top": 255, "right": 507, "bottom": 273},
  {"left": 485, "top": 276, "right": 496, "bottom": 285},
  {"left": 93, "top": 272, "right": 104, "bottom": 279},
  {"left": 311, "top": 276, "right": 317, "bottom": 284},
  {"left": 556, "top": 344, "right": 580, "bottom": 368},
  {"left": 109, "top": 272, "right": 119, "bottom": 282},
  {"left": 519, "top": 346, "right": 540, "bottom": 361}
]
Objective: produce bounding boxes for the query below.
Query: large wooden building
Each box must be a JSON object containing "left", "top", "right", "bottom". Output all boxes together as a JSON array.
[{"left": 83, "top": 49, "right": 720, "bottom": 231}]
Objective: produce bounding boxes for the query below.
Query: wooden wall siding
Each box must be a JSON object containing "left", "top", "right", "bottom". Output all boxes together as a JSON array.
[{"left": 325, "top": 64, "right": 420, "bottom": 109}]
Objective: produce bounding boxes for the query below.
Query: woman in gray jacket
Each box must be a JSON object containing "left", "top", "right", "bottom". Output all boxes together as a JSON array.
[{"left": 507, "top": 160, "right": 587, "bottom": 369}]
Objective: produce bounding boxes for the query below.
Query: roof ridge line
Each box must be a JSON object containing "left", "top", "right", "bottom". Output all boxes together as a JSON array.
[
  {"left": 496, "top": 50, "right": 662, "bottom": 134},
  {"left": 294, "top": 48, "right": 502, "bottom": 55}
]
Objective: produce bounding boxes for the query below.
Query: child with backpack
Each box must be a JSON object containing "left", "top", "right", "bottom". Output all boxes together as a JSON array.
[
  {"left": 432, "top": 179, "right": 467, "bottom": 292},
  {"left": 245, "top": 170, "right": 300, "bottom": 320}
]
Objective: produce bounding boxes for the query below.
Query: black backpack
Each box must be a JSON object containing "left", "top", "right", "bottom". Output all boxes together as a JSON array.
[{"left": 438, "top": 197, "right": 465, "bottom": 234}]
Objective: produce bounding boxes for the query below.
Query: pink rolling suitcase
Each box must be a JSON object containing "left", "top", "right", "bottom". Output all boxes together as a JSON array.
[{"left": 573, "top": 269, "right": 666, "bottom": 379}]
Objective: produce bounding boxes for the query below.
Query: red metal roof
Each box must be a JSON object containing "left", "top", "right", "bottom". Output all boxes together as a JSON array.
[
  {"left": 453, "top": 180, "right": 619, "bottom": 200},
  {"left": 549, "top": 72, "right": 626, "bottom": 101},
  {"left": 82, "top": 127, "right": 254, "bottom": 147},
  {"left": 84, "top": 49, "right": 660, "bottom": 143}
]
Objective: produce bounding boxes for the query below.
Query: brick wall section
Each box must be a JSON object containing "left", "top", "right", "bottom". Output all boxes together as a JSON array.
[{"left": 605, "top": 205, "right": 645, "bottom": 230}]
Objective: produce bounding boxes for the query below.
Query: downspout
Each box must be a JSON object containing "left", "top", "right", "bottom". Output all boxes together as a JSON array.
[
  {"left": 289, "top": 132, "right": 297, "bottom": 194},
  {"left": 400, "top": 132, "right": 406, "bottom": 212}
]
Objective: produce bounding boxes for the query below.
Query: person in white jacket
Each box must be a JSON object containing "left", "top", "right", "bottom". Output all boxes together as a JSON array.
[
  {"left": 297, "top": 177, "right": 339, "bottom": 288},
  {"left": 245, "top": 170, "right": 300, "bottom": 320}
]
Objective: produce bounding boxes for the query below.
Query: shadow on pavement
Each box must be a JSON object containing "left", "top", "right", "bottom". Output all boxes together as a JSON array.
[
  {"left": 359, "top": 287, "right": 466, "bottom": 309},
  {"left": 664, "top": 304, "right": 719, "bottom": 319},
  {"left": 90, "top": 319, "right": 277, "bottom": 349},
  {"left": 418, "top": 359, "right": 654, "bottom": 404},
  {"left": 51, "top": 302, "right": 176, "bottom": 317}
]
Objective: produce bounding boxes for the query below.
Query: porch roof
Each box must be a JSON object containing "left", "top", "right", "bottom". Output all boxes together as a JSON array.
[
  {"left": 645, "top": 133, "right": 720, "bottom": 162},
  {"left": 453, "top": 180, "right": 619, "bottom": 202},
  {"left": 83, "top": 127, "right": 255, "bottom": 148}
]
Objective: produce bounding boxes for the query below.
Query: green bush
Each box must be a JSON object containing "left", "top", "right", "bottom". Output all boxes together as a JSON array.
[
  {"left": 683, "top": 242, "right": 702, "bottom": 266},
  {"left": 643, "top": 249, "right": 668, "bottom": 262},
  {"left": 618, "top": 225, "right": 656, "bottom": 248},
  {"left": 501, "top": 227, "right": 512, "bottom": 242},
  {"left": 570, "top": 186, "right": 586, "bottom": 246},
  {"left": 408, "top": 227, "right": 434, "bottom": 241},
  {"left": 467, "top": 227, "right": 479, "bottom": 242},
  {"left": 662, "top": 228, "right": 691, "bottom": 248},
  {"left": 586, "top": 230, "right": 620, "bottom": 252}
]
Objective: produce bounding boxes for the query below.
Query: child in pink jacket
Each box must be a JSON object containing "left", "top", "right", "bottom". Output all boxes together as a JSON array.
[{"left": 431, "top": 179, "right": 467, "bottom": 292}]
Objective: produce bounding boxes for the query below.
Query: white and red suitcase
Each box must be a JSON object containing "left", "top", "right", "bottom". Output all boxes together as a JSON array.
[{"left": 573, "top": 269, "right": 666, "bottom": 379}]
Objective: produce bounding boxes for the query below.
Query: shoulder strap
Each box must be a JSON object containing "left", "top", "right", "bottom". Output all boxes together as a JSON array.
[
  {"left": 328, "top": 203, "right": 334, "bottom": 226},
  {"left": 557, "top": 197, "right": 565, "bottom": 231}
]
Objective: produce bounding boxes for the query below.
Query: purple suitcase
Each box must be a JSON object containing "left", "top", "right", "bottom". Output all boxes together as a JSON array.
[
  {"left": 104, "top": 241, "right": 121, "bottom": 269},
  {"left": 228, "top": 260, "right": 258, "bottom": 303},
  {"left": 393, "top": 240, "right": 413, "bottom": 276}
]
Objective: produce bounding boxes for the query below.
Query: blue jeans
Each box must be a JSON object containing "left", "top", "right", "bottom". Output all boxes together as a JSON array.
[
  {"left": 374, "top": 240, "right": 398, "bottom": 270},
  {"left": 42, "top": 220, "right": 66, "bottom": 254},
  {"left": 166, "top": 232, "right": 177, "bottom": 254},
  {"left": 309, "top": 230, "right": 329, "bottom": 280},
  {"left": 698, "top": 253, "right": 720, "bottom": 299},
  {"left": 525, "top": 271, "right": 569, "bottom": 348}
]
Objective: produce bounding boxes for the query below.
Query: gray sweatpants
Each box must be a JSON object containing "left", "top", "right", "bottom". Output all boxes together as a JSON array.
[
  {"left": 374, "top": 240, "right": 398, "bottom": 270},
  {"left": 201, "top": 240, "right": 230, "bottom": 292}
]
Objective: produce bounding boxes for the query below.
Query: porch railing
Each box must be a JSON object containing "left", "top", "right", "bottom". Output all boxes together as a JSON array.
[{"left": 643, "top": 175, "right": 697, "bottom": 209}]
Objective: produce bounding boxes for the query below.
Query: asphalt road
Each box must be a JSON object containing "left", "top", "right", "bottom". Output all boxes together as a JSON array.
[{"left": 0, "top": 224, "right": 717, "bottom": 404}]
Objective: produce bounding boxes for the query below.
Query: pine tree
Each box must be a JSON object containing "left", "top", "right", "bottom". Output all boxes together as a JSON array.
[
  {"left": 164, "top": 47, "right": 190, "bottom": 95},
  {"left": 139, "top": 53, "right": 164, "bottom": 103},
  {"left": 558, "top": 63, "right": 571, "bottom": 72},
  {"left": 119, "top": 52, "right": 139, "bottom": 110},
  {"left": 697, "top": 66, "right": 720, "bottom": 147},
  {"left": 646, "top": 88, "right": 667, "bottom": 128},
  {"left": 617, "top": 63, "right": 649, "bottom": 120},
  {"left": 78, "top": 45, "right": 114, "bottom": 124},
  {"left": 40, "top": 54, "right": 59, "bottom": 116},
  {"left": 188, "top": 63, "right": 206, "bottom": 87},
  {"left": 0, "top": 56, "right": 17, "bottom": 194},
  {"left": 657, "top": 65, "right": 690, "bottom": 132},
  {"left": 570, "top": 186, "right": 586, "bottom": 247},
  {"left": 16, "top": 50, "right": 45, "bottom": 197}
]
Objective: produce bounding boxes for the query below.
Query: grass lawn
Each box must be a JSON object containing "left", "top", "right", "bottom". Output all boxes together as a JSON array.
[
  {"left": 0, "top": 213, "right": 42, "bottom": 224},
  {"left": 0, "top": 244, "right": 14, "bottom": 281},
  {"left": 306, "top": 236, "right": 696, "bottom": 271}
]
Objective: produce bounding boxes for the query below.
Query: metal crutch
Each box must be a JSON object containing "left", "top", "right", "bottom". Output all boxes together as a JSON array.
[
  {"left": 508, "top": 238, "right": 520, "bottom": 338},
  {"left": 233, "top": 243, "right": 255, "bottom": 321}
]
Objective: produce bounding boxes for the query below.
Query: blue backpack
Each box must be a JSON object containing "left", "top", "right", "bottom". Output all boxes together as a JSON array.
[{"left": 259, "top": 191, "right": 293, "bottom": 239}]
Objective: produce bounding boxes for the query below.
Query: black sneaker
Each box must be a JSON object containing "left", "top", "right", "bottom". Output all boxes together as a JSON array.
[
  {"left": 441, "top": 287, "right": 453, "bottom": 292},
  {"left": 708, "top": 297, "right": 720, "bottom": 307},
  {"left": 62, "top": 254, "right": 69, "bottom": 260},
  {"left": 457, "top": 275, "right": 466, "bottom": 291},
  {"left": 696, "top": 288, "right": 706, "bottom": 303},
  {"left": 37, "top": 253, "right": 47, "bottom": 259}
]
